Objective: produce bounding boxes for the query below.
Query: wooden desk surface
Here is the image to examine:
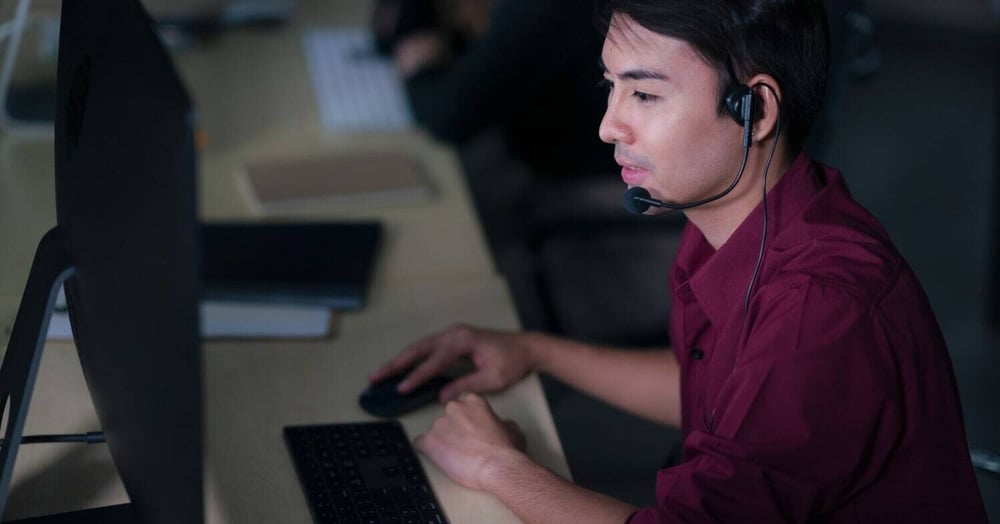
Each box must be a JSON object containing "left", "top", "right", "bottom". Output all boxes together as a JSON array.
[{"left": 0, "top": 1, "right": 570, "bottom": 521}]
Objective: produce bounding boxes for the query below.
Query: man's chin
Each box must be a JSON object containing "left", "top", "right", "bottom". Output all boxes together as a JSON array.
[{"left": 645, "top": 206, "right": 678, "bottom": 216}]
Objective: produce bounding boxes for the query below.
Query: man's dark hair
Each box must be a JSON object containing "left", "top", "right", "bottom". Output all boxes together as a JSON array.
[{"left": 595, "top": 0, "right": 830, "bottom": 155}]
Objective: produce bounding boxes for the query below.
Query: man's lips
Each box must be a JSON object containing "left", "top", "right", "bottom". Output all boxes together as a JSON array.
[
  {"left": 615, "top": 152, "right": 652, "bottom": 185},
  {"left": 620, "top": 164, "right": 649, "bottom": 185}
]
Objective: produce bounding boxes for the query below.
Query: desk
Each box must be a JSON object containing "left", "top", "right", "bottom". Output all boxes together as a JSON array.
[{"left": 0, "top": 1, "right": 570, "bottom": 521}]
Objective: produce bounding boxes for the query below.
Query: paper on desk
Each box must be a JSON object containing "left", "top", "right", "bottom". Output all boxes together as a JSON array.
[{"left": 302, "top": 28, "right": 414, "bottom": 133}]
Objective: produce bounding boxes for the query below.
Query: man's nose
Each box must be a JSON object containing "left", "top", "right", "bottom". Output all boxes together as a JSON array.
[{"left": 599, "top": 99, "right": 631, "bottom": 145}]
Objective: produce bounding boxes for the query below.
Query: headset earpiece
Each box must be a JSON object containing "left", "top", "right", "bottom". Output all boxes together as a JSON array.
[
  {"left": 724, "top": 84, "right": 755, "bottom": 125},
  {"left": 725, "top": 84, "right": 757, "bottom": 147}
]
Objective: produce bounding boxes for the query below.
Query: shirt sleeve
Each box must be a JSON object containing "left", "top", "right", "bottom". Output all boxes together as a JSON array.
[{"left": 631, "top": 281, "right": 903, "bottom": 523}]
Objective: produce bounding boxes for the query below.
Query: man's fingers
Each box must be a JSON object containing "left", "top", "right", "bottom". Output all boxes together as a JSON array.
[
  {"left": 438, "top": 373, "right": 489, "bottom": 402},
  {"left": 400, "top": 333, "right": 478, "bottom": 391},
  {"left": 368, "top": 338, "right": 435, "bottom": 383},
  {"left": 398, "top": 352, "right": 451, "bottom": 392},
  {"left": 372, "top": 324, "right": 483, "bottom": 392},
  {"left": 368, "top": 354, "right": 415, "bottom": 383}
]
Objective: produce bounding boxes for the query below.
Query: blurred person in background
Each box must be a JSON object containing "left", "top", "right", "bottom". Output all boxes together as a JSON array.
[{"left": 372, "top": 0, "right": 615, "bottom": 179}]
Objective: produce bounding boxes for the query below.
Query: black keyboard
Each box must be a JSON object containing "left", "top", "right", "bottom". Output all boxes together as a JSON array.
[{"left": 285, "top": 421, "right": 448, "bottom": 524}]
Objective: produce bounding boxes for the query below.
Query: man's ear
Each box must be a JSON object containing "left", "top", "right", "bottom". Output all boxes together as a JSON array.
[{"left": 746, "top": 74, "right": 783, "bottom": 143}]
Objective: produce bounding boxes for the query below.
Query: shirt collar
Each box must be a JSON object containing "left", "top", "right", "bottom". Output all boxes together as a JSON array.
[{"left": 681, "top": 152, "right": 824, "bottom": 329}]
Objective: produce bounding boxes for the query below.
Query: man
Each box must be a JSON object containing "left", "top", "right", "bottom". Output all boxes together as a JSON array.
[{"left": 369, "top": 0, "right": 988, "bottom": 521}]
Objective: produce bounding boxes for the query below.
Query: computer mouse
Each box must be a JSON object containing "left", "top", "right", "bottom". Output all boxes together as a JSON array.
[{"left": 359, "top": 369, "right": 451, "bottom": 418}]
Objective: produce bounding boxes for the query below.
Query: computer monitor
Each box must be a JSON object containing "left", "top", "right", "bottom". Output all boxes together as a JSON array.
[{"left": 0, "top": 0, "right": 203, "bottom": 521}]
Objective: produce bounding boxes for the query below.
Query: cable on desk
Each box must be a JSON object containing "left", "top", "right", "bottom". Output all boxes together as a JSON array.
[{"left": 0, "top": 431, "right": 105, "bottom": 446}]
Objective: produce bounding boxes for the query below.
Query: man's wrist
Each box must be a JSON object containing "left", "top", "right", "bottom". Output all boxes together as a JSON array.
[
  {"left": 523, "top": 332, "right": 555, "bottom": 375},
  {"left": 479, "top": 447, "right": 539, "bottom": 494}
]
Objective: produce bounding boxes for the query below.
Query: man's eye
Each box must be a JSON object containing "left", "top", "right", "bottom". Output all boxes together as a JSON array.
[
  {"left": 598, "top": 78, "right": 613, "bottom": 92},
  {"left": 634, "top": 91, "right": 657, "bottom": 103}
]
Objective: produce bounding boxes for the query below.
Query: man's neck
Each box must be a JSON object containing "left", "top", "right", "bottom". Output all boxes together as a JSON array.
[{"left": 685, "top": 146, "right": 794, "bottom": 250}]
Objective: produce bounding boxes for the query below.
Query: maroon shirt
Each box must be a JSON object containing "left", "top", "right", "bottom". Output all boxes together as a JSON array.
[{"left": 629, "top": 154, "right": 986, "bottom": 523}]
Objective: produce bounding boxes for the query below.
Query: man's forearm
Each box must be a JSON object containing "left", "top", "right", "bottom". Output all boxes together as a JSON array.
[
  {"left": 523, "top": 333, "right": 681, "bottom": 427},
  {"left": 484, "top": 450, "right": 637, "bottom": 524}
]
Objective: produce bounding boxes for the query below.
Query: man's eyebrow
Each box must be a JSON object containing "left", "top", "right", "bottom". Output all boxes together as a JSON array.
[
  {"left": 621, "top": 69, "right": 667, "bottom": 81},
  {"left": 596, "top": 58, "right": 668, "bottom": 81}
]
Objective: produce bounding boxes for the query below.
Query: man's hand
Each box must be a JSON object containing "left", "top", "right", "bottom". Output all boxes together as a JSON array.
[
  {"left": 368, "top": 324, "right": 539, "bottom": 402},
  {"left": 413, "top": 393, "right": 529, "bottom": 491}
]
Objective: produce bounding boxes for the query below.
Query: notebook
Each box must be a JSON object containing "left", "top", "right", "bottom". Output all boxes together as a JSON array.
[{"left": 241, "top": 151, "right": 435, "bottom": 214}]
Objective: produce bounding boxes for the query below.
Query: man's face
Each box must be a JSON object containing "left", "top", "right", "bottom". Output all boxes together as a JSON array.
[{"left": 599, "top": 14, "right": 745, "bottom": 212}]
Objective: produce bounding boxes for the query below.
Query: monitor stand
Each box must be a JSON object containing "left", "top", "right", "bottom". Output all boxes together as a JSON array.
[{"left": 0, "top": 228, "right": 135, "bottom": 522}]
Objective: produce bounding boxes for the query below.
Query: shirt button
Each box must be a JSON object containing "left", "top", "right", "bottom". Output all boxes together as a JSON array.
[{"left": 690, "top": 348, "right": 705, "bottom": 360}]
